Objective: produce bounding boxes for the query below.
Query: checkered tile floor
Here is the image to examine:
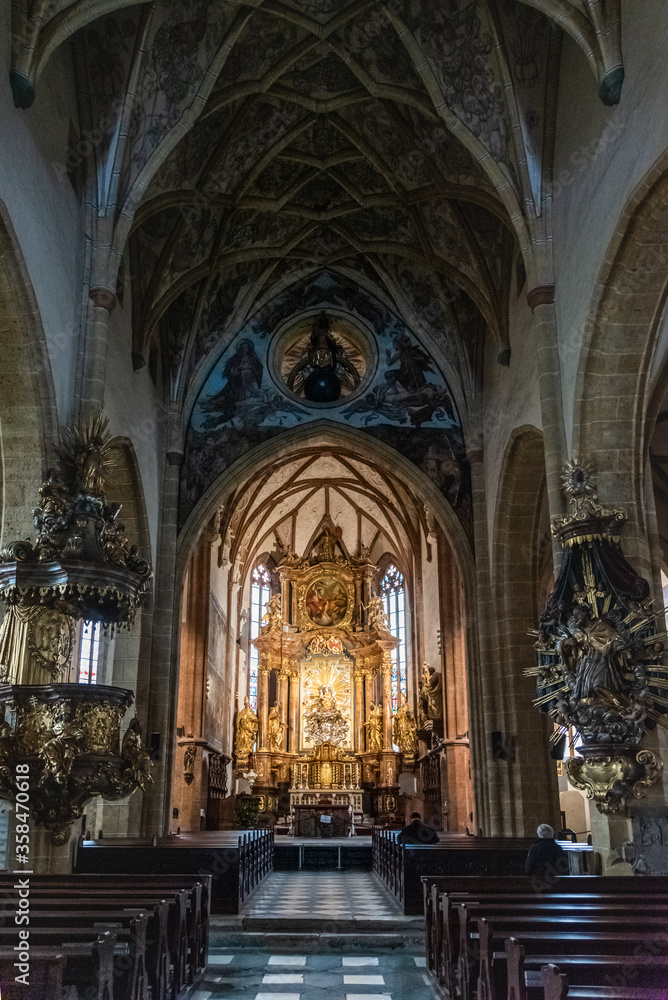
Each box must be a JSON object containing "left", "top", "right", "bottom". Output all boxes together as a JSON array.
[
  {"left": 243, "top": 873, "right": 399, "bottom": 919},
  {"left": 188, "top": 951, "right": 436, "bottom": 1000}
]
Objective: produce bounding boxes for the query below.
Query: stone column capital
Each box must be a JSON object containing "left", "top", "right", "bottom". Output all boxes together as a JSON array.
[
  {"left": 89, "top": 286, "right": 117, "bottom": 313},
  {"left": 527, "top": 284, "right": 555, "bottom": 312}
]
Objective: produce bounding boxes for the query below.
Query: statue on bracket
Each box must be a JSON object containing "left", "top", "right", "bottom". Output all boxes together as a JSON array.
[
  {"left": 267, "top": 703, "right": 288, "bottom": 752},
  {"left": 261, "top": 594, "right": 282, "bottom": 632},
  {"left": 364, "top": 702, "right": 383, "bottom": 751},
  {"left": 393, "top": 696, "right": 418, "bottom": 756},
  {"left": 364, "top": 596, "right": 388, "bottom": 632},
  {"left": 235, "top": 696, "right": 259, "bottom": 758},
  {"left": 418, "top": 663, "right": 443, "bottom": 726}
]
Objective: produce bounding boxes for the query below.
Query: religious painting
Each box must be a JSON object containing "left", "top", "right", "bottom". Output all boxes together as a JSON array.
[{"left": 304, "top": 577, "right": 348, "bottom": 628}]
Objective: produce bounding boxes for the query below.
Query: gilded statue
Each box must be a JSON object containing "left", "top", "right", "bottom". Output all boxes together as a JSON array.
[
  {"left": 261, "top": 594, "right": 282, "bottom": 631},
  {"left": 315, "top": 526, "right": 338, "bottom": 562},
  {"left": 40, "top": 718, "right": 82, "bottom": 781},
  {"left": 267, "top": 702, "right": 288, "bottom": 752},
  {"left": 393, "top": 697, "right": 418, "bottom": 755},
  {"left": 418, "top": 663, "right": 443, "bottom": 724},
  {"left": 304, "top": 684, "right": 349, "bottom": 746},
  {"left": 121, "top": 717, "right": 153, "bottom": 789},
  {"left": 364, "top": 702, "right": 383, "bottom": 751},
  {"left": 558, "top": 603, "right": 628, "bottom": 700},
  {"left": 365, "top": 596, "right": 388, "bottom": 632},
  {"left": 235, "top": 696, "right": 259, "bottom": 757}
]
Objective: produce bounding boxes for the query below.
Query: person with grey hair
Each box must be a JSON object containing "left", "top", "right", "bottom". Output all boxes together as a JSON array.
[{"left": 524, "top": 823, "right": 568, "bottom": 878}]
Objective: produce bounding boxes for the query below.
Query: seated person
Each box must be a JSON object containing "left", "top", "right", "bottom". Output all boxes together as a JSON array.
[
  {"left": 397, "top": 811, "right": 439, "bottom": 845},
  {"left": 524, "top": 823, "right": 568, "bottom": 877}
]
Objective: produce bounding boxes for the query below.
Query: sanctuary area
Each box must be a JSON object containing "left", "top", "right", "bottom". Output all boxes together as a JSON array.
[{"left": 2, "top": 1, "right": 668, "bottom": 997}]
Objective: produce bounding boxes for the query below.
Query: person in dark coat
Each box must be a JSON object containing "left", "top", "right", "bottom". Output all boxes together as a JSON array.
[
  {"left": 397, "top": 811, "right": 439, "bottom": 845},
  {"left": 525, "top": 824, "right": 568, "bottom": 877}
]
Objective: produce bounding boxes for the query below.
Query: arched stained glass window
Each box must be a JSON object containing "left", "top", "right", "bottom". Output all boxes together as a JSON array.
[
  {"left": 381, "top": 564, "right": 407, "bottom": 711},
  {"left": 248, "top": 564, "right": 271, "bottom": 710}
]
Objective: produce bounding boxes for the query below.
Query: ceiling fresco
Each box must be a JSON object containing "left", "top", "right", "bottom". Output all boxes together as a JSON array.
[{"left": 182, "top": 272, "right": 469, "bottom": 532}]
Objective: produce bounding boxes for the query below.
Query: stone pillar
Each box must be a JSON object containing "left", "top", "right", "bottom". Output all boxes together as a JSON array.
[
  {"left": 381, "top": 655, "right": 393, "bottom": 750},
  {"left": 141, "top": 448, "right": 182, "bottom": 836},
  {"left": 354, "top": 670, "right": 365, "bottom": 751},
  {"left": 530, "top": 291, "right": 567, "bottom": 555},
  {"left": 80, "top": 287, "right": 116, "bottom": 414},
  {"left": 289, "top": 667, "right": 300, "bottom": 753},
  {"left": 258, "top": 663, "right": 270, "bottom": 749}
]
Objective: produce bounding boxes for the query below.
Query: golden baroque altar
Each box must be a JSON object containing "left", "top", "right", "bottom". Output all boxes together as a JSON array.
[{"left": 234, "top": 529, "right": 419, "bottom": 820}]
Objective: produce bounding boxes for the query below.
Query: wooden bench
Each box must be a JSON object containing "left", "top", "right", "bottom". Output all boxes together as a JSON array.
[
  {"left": 0, "top": 913, "right": 148, "bottom": 1000},
  {"left": 0, "top": 872, "right": 211, "bottom": 998},
  {"left": 464, "top": 905, "right": 668, "bottom": 1000},
  {"left": 541, "top": 960, "right": 668, "bottom": 1000},
  {"left": 0, "top": 931, "right": 116, "bottom": 1000},
  {"left": 422, "top": 875, "right": 668, "bottom": 988},
  {"left": 0, "top": 947, "right": 65, "bottom": 1000},
  {"left": 478, "top": 920, "right": 668, "bottom": 1000},
  {"left": 76, "top": 829, "right": 273, "bottom": 913},
  {"left": 528, "top": 943, "right": 668, "bottom": 1000}
]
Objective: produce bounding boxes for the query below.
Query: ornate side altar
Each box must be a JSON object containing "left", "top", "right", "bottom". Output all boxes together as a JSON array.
[{"left": 234, "top": 526, "right": 421, "bottom": 824}]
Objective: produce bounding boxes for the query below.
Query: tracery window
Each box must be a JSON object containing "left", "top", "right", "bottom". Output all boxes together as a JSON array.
[
  {"left": 78, "top": 621, "right": 101, "bottom": 685},
  {"left": 249, "top": 564, "right": 271, "bottom": 710},
  {"left": 381, "top": 564, "right": 407, "bottom": 711}
]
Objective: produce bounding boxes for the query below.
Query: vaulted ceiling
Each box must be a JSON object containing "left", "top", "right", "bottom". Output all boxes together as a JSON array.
[
  {"left": 10, "top": 0, "right": 624, "bottom": 424},
  {"left": 217, "top": 445, "right": 429, "bottom": 586}
]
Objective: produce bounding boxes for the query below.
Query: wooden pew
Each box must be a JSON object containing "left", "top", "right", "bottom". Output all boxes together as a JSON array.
[
  {"left": 461, "top": 902, "right": 668, "bottom": 999},
  {"left": 0, "top": 931, "right": 116, "bottom": 1000},
  {"left": 0, "top": 872, "right": 210, "bottom": 997},
  {"left": 521, "top": 941, "right": 668, "bottom": 1000},
  {"left": 541, "top": 961, "right": 668, "bottom": 1000},
  {"left": 21, "top": 902, "right": 170, "bottom": 1000},
  {"left": 422, "top": 875, "right": 668, "bottom": 988},
  {"left": 0, "top": 912, "right": 148, "bottom": 1000},
  {"left": 478, "top": 921, "right": 668, "bottom": 1000},
  {"left": 76, "top": 828, "right": 273, "bottom": 913},
  {"left": 0, "top": 946, "right": 65, "bottom": 1000}
]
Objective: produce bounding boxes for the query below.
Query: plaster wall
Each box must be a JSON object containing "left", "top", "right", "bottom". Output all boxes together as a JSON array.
[
  {"left": 0, "top": 20, "right": 81, "bottom": 420},
  {"left": 553, "top": 0, "right": 668, "bottom": 447}
]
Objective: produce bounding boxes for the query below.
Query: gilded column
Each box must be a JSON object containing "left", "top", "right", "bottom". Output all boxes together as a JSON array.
[
  {"left": 278, "top": 669, "right": 289, "bottom": 735},
  {"left": 354, "top": 669, "right": 365, "bottom": 751},
  {"left": 289, "top": 666, "right": 300, "bottom": 753},
  {"left": 258, "top": 660, "right": 270, "bottom": 749},
  {"left": 365, "top": 669, "right": 375, "bottom": 720},
  {"left": 381, "top": 654, "right": 393, "bottom": 750}
]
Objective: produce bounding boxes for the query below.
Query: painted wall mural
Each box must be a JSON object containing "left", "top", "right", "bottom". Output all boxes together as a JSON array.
[{"left": 181, "top": 272, "right": 471, "bottom": 533}]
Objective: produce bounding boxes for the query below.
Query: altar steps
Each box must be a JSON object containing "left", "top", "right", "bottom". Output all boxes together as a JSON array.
[{"left": 209, "top": 915, "right": 424, "bottom": 954}]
